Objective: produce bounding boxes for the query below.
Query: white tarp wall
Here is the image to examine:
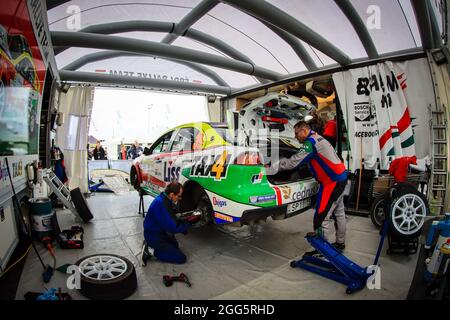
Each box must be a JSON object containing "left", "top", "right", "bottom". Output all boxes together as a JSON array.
[
  {"left": 56, "top": 86, "right": 95, "bottom": 193},
  {"left": 333, "top": 58, "right": 435, "bottom": 172}
]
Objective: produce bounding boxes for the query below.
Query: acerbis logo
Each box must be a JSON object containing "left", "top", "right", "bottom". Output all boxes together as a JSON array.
[{"left": 212, "top": 197, "right": 227, "bottom": 208}]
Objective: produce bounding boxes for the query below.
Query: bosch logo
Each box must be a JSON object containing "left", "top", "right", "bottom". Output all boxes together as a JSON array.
[{"left": 212, "top": 197, "right": 227, "bottom": 208}]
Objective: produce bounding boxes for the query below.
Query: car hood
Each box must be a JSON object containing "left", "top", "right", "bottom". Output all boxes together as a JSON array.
[{"left": 236, "top": 93, "right": 315, "bottom": 146}]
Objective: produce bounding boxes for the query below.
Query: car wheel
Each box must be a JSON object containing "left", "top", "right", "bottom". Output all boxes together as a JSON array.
[
  {"left": 76, "top": 254, "right": 137, "bottom": 300},
  {"left": 388, "top": 184, "right": 428, "bottom": 240},
  {"left": 370, "top": 195, "right": 385, "bottom": 229},
  {"left": 129, "top": 166, "right": 140, "bottom": 191},
  {"left": 191, "top": 187, "right": 213, "bottom": 224},
  {"left": 196, "top": 195, "right": 213, "bottom": 224}
]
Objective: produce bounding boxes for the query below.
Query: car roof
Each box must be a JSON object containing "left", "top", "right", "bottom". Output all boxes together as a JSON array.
[{"left": 174, "top": 122, "right": 228, "bottom": 130}]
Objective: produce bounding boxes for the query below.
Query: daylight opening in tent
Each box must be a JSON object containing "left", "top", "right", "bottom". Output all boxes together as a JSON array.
[{"left": 88, "top": 88, "right": 209, "bottom": 155}]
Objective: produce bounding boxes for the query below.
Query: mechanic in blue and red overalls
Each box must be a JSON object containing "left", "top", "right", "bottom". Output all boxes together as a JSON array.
[
  {"left": 266, "top": 120, "right": 347, "bottom": 255},
  {"left": 140, "top": 182, "right": 199, "bottom": 265}
]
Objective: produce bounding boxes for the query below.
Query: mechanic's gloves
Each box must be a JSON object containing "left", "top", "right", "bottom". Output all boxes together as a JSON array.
[{"left": 186, "top": 214, "right": 201, "bottom": 224}]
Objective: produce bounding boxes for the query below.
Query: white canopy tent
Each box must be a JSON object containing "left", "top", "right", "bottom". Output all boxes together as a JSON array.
[{"left": 46, "top": 0, "right": 447, "bottom": 95}]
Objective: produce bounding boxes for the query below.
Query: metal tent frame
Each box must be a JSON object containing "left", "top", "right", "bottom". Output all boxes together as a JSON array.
[{"left": 47, "top": 0, "right": 444, "bottom": 95}]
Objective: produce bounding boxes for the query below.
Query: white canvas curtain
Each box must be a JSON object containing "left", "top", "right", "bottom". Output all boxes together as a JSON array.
[
  {"left": 56, "top": 86, "right": 94, "bottom": 193},
  {"left": 333, "top": 58, "right": 434, "bottom": 172}
]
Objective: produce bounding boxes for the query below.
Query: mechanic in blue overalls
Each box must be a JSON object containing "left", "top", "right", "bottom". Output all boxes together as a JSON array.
[{"left": 141, "top": 182, "right": 199, "bottom": 265}]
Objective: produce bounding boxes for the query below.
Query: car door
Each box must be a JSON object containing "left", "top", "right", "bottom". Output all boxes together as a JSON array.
[
  {"left": 144, "top": 130, "right": 175, "bottom": 192},
  {"left": 167, "top": 126, "right": 197, "bottom": 182}
]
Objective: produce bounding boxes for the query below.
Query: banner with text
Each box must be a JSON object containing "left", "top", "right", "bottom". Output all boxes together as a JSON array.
[{"left": 333, "top": 58, "right": 434, "bottom": 171}]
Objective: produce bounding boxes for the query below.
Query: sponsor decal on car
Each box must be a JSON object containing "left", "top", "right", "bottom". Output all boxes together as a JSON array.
[
  {"left": 212, "top": 197, "right": 227, "bottom": 208},
  {"left": 163, "top": 161, "right": 181, "bottom": 182},
  {"left": 278, "top": 186, "right": 292, "bottom": 200},
  {"left": 149, "top": 175, "right": 166, "bottom": 188},
  {"left": 190, "top": 150, "right": 231, "bottom": 181},
  {"left": 292, "top": 185, "right": 316, "bottom": 201},
  {"left": 214, "top": 212, "right": 234, "bottom": 223},
  {"left": 249, "top": 194, "right": 276, "bottom": 204},
  {"left": 251, "top": 171, "right": 263, "bottom": 184}
]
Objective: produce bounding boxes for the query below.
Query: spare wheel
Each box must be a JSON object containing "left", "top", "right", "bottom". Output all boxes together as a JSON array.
[
  {"left": 388, "top": 185, "right": 428, "bottom": 240},
  {"left": 76, "top": 254, "right": 137, "bottom": 300}
]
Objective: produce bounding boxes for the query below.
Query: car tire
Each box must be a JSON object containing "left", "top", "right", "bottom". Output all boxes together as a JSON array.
[
  {"left": 387, "top": 184, "right": 428, "bottom": 240},
  {"left": 130, "top": 166, "right": 140, "bottom": 191},
  {"left": 70, "top": 187, "right": 94, "bottom": 222},
  {"left": 19, "top": 196, "right": 32, "bottom": 237},
  {"left": 191, "top": 187, "right": 213, "bottom": 224},
  {"left": 370, "top": 195, "right": 385, "bottom": 229},
  {"left": 75, "top": 254, "right": 137, "bottom": 300}
]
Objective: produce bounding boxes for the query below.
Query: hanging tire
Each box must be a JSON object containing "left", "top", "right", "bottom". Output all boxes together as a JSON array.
[
  {"left": 370, "top": 195, "right": 385, "bottom": 229},
  {"left": 76, "top": 254, "right": 137, "bottom": 300},
  {"left": 388, "top": 184, "right": 428, "bottom": 240}
]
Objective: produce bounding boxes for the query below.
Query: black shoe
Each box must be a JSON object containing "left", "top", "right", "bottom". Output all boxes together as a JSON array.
[
  {"left": 332, "top": 242, "right": 346, "bottom": 252},
  {"left": 303, "top": 249, "right": 323, "bottom": 258},
  {"left": 140, "top": 241, "right": 152, "bottom": 267}
]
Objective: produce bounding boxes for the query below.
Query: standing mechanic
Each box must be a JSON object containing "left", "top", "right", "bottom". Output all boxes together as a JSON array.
[
  {"left": 141, "top": 182, "right": 199, "bottom": 265},
  {"left": 266, "top": 120, "right": 347, "bottom": 254}
]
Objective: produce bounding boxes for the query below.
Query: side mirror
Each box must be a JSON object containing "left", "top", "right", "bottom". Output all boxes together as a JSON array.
[{"left": 143, "top": 147, "right": 152, "bottom": 156}]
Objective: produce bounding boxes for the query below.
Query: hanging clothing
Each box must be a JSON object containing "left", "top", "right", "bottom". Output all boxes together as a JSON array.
[{"left": 389, "top": 156, "right": 417, "bottom": 183}]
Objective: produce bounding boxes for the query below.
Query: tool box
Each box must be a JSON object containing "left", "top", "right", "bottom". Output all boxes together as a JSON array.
[{"left": 56, "top": 226, "right": 84, "bottom": 249}]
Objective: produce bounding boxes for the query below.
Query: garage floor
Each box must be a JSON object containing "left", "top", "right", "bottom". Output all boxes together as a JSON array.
[{"left": 15, "top": 191, "right": 418, "bottom": 300}]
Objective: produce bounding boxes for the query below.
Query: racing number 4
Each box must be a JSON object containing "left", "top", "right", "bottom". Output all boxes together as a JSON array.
[{"left": 211, "top": 151, "right": 229, "bottom": 180}]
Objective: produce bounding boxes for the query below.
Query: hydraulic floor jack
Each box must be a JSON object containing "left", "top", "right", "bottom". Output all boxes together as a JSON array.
[{"left": 290, "top": 219, "right": 388, "bottom": 294}]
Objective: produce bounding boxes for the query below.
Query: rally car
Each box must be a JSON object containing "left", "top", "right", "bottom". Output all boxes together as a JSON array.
[
  {"left": 0, "top": 25, "right": 16, "bottom": 115},
  {"left": 130, "top": 93, "right": 318, "bottom": 226},
  {"left": 7, "top": 33, "right": 39, "bottom": 92}
]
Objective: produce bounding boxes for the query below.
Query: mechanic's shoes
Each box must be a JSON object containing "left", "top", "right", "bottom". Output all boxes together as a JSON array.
[
  {"left": 140, "top": 241, "right": 154, "bottom": 267},
  {"left": 332, "top": 242, "right": 346, "bottom": 252}
]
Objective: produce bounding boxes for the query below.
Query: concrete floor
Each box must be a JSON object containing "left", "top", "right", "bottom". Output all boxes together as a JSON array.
[{"left": 15, "top": 191, "right": 418, "bottom": 300}]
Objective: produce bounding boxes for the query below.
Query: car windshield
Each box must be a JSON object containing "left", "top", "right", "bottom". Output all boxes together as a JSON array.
[{"left": 212, "top": 126, "right": 235, "bottom": 145}]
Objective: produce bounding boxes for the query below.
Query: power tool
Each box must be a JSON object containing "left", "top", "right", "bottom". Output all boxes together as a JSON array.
[{"left": 163, "top": 273, "right": 191, "bottom": 287}]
